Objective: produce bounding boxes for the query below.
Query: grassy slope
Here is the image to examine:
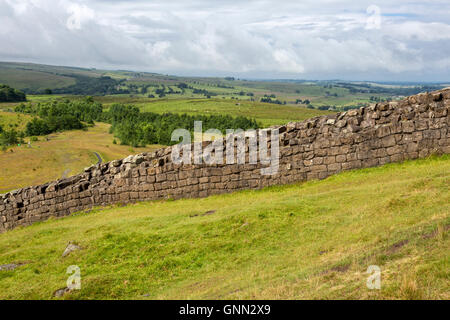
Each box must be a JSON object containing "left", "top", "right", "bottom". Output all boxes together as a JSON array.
[
  {"left": 0, "top": 62, "right": 107, "bottom": 91},
  {"left": 0, "top": 123, "right": 160, "bottom": 193},
  {"left": 0, "top": 68, "right": 76, "bottom": 91},
  {"left": 0, "top": 156, "right": 448, "bottom": 300},
  {"left": 0, "top": 111, "right": 33, "bottom": 131}
]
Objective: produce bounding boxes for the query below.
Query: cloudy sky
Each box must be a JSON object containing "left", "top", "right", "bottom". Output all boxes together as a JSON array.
[{"left": 1, "top": 0, "right": 449, "bottom": 81}]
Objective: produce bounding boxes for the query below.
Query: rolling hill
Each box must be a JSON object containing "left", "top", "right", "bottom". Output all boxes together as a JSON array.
[{"left": 1, "top": 61, "right": 447, "bottom": 110}]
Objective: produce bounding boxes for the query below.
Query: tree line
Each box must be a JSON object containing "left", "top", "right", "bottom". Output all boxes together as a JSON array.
[
  {"left": 0, "top": 84, "right": 27, "bottom": 102},
  {"left": 106, "top": 104, "right": 258, "bottom": 147},
  {"left": 10, "top": 97, "right": 258, "bottom": 148},
  {"left": 15, "top": 97, "right": 103, "bottom": 136}
]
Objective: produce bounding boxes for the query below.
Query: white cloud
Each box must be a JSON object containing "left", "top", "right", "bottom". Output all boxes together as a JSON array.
[{"left": 0, "top": 0, "right": 449, "bottom": 81}]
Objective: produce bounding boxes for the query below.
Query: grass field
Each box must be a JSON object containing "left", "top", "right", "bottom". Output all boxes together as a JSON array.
[
  {"left": 0, "top": 67, "right": 76, "bottom": 91},
  {"left": 0, "top": 155, "right": 448, "bottom": 300},
  {"left": 0, "top": 111, "right": 33, "bottom": 131},
  {"left": 96, "top": 97, "right": 333, "bottom": 127},
  {"left": 0, "top": 123, "right": 160, "bottom": 193}
]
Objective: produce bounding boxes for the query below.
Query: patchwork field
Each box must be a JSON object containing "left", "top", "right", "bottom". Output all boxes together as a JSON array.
[
  {"left": 97, "top": 97, "right": 333, "bottom": 127},
  {"left": 0, "top": 156, "right": 448, "bottom": 299},
  {"left": 0, "top": 123, "right": 160, "bottom": 193},
  {"left": 1, "top": 62, "right": 445, "bottom": 111}
]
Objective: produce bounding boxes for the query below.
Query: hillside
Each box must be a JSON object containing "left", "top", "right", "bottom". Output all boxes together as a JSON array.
[
  {"left": 0, "top": 62, "right": 86, "bottom": 92},
  {"left": 1, "top": 61, "right": 447, "bottom": 110},
  {"left": 0, "top": 156, "right": 448, "bottom": 299},
  {"left": 0, "top": 123, "right": 160, "bottom": 193}
]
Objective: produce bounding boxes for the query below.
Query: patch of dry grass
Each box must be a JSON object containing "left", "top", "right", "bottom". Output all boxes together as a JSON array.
[{"left": 0, "top": 123, "right": 160, "bottom": 193}]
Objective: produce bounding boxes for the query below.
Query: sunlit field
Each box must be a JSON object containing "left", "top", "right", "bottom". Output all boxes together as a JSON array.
[{"left": 0, "top": 156, "right": 448, "bottom": 299}]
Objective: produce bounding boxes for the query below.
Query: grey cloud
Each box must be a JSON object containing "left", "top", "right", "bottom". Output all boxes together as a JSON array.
[{"left": 1, "top": 0, "right": 449, "bottom": 81}]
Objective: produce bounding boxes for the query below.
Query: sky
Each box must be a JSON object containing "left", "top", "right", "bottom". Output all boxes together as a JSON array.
[{"left": 1, "top": 0, "right": 450, "bottom": 81}]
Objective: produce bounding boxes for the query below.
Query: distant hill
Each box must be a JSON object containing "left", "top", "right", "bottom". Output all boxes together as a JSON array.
[
  {"left": 0, "top": 61, "right": 448, "bottom": 109},
  {"left": 0, "top": 62, "right": 136, "bottom": 94},
  {"left": 0, "top": 62, "right": 185, "bottom": 95},
  {"left": 0, "top": 62, "right": 95, "bottom": 92}
]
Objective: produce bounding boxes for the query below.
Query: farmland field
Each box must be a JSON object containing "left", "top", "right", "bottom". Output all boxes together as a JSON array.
[{"left": 97, "top": 97, "right": 333, "bottom": 127}]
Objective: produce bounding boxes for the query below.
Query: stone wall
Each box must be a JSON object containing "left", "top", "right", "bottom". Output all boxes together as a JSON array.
[{"left": 1, "top": 89, "right": 449, "bottom": 232}]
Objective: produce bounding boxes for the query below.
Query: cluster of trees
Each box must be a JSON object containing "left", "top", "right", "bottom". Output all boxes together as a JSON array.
[
  {"left": 15, "top": 97, "right": 103, "bottom": 136},
  {"left": 0, "top": 84, "right": 26, "bottom": 102},
  {"left": 295, "top": 99, "right": 310, "bottom": 105},
  {"left": 106, "top": 104, "right": 258, "bottom": 147},
  {"left": 0, "top": 125, "right": 22, "bottom": 148},
  {"left": 217, "top": 84, "right": 234, "bottom": 89},
  {"left": 51, "top": 76, "right": 127, "bottom": 96},
  {"left": 369, "top": 96, "right": 390, "bottom": 102},
  {"left": 25, "top": 116, "right": 83, "bottom": 136},
  {"left": 325, "top": 91, "right": 338, "bottom": 97},
  {"left": 192, "top": 88, "right": 217, "bottom": 97},
  {"left": 260, "top": 94, "right": 286, "bottom": 105},
  {"left": 12, "top": 97, "right": 258, "bottom": 148}
]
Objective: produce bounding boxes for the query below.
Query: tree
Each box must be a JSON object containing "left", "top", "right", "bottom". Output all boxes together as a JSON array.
[
  {"left": 0, "top": 129, "right": 19, "bottom": 146},
  {"left": 26, "top": 118, "right": 51, "bottom": 136},
  {"left": 0, "top": 84, "right": 26, "bottom": 102}
]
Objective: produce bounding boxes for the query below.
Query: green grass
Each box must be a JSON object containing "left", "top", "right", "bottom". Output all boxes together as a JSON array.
[
  {"left": 0, "top": 155, "right": 448, "bottom": 300},
  {"left": 0, "top": 68, "right": 76, "bottom": 91},
  {"left": 0, "top": 111, "right": 33, "bottom": 131},
  {"left": 97, "top": 97, "right": 332, "bottom": 127}
]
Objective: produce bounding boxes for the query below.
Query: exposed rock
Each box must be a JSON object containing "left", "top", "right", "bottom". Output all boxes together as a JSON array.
[
  {"left": 54, "top": 287, "right": 72, "bottom": 298},
  {"left": 122, "top": 155, "right": 134, "bottom": 164},
  {"left": 336, "top": 119, "right": 347, "bottom": 128},
  {"left": 111, "top": 160, "right": 122, "bottom": 167},
  {"left": 62, "top": 242, "right": 83, "bottom": 258},
  {"left": 0, "top": 263, "right": 20, "bottom": 271}
]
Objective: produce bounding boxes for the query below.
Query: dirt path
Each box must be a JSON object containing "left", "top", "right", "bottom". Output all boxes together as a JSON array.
[{"left": 93, "top": 152, "right": 102, "bottom": 165}]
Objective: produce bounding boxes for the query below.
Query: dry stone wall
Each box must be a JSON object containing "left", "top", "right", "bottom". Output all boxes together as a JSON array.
[{"left": 1, "top": 89, "right": 449, "bottom": 232}]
